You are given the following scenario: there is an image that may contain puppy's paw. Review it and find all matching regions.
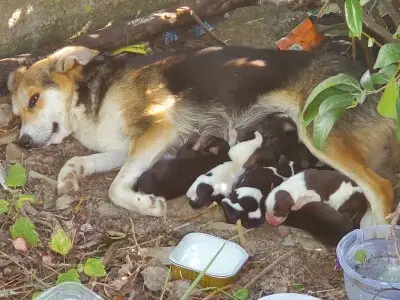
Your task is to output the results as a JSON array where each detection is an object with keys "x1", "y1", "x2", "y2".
[
  {"x1": 142, "y1": 194, "x2": 167, "y2": 217},
  {"x1": 57, "y1": 158, "x2": 85, "y2": 194}
]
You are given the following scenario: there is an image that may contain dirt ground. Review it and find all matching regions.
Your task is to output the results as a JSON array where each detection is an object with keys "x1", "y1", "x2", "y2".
[{"x1": 0, "y1": 22, "x2": 356, "y2": 300}]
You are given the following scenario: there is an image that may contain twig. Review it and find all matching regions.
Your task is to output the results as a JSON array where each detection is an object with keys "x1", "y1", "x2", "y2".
[
  {"x1": 236, "y1": 219, "x2": 248, "y2": 250},
  {"x1": 129, "y1": 218, "x2": 141, "y2": 252},
  {"x1": 316, "y1": 0, "x2": 330, "y2": 18},
  {"x1": 159, "y1": 267, "x2": 171, "y2": 300},
  {"x1": 169, "y1": 202, "x2": 218, "y2": 222},
  {"x1": 244, "y1": 249, "x2": 296, "y2": 289},
  {"x1": 202, "y1": 284, "x2": 233, "y2": 300},
  {"x1": 177, "y1": 7, "x2": 228, "y2": 46}
]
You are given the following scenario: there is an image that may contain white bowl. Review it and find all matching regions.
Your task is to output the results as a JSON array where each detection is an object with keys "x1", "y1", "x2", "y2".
[
  {"x1": 259, "y1": 294, "x2": 321, "y2": 300},
  {"x1": 168, "y1": 232, "x2": 248, "y2": 278}
]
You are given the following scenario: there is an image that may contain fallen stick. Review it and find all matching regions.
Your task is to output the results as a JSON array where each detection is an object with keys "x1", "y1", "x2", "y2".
[{"x1": 244, "y1": 249, "x2": 296, "y2": 289}]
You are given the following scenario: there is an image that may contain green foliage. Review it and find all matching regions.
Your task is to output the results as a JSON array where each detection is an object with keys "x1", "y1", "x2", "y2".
[
  {"x1": 345, "y1": 0, "x2": 363, "y2": 39},
  {"x1": 0, "y1": 200, "x2": 9, "y2": 213},
  {"x1": 374, "y1": 43, "x2": 400, "y2": 69},
  {"x1": 292, "y1": 283, "x2": 305, "y2": 291},
  {"x1": 354, "y1": 249, "x2": 367, "y2": 263},
  {"x1": 15, "y1": 194, "x2": 36, "y2": 211},
  {"x1": 83, "y1": 258, "x2": 106, "y2": 277},
  {"x1": 56, "y1": 269, "x2": 81, "y2": 284},
  {"x1": 9, "y1": 217, "x2": 40, "y2": 247},
  {"x1": 31, "y1": 291, "x2": 43, "y2": 299},
  {"x1": 394, "y1": 26, "x2": 400, "y2": 39},
  {"x1": 49, "y1": 227, "x2": 73, "y2": 256},
  {"x1": 233, "y1": 288, "x2": 249, "y2": 300},
  {"x1": 377, "y1": 81, "x2": 400, "y2": 119},
  {"x1": 6, "y1": 163, "x2": 27, "y2": 188}
]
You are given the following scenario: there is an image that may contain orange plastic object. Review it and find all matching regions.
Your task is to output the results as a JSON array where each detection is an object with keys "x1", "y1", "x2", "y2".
[{"x1": 275, "y1": 18, "x2": 324, "y2": 51}]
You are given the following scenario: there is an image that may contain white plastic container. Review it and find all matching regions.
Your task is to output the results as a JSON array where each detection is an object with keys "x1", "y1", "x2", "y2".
[
  {"x1": 336, "y1": 225, "x2": 400, "y2": 300},
  {"x1": 34, "y1": 282, "x2": 103, "y2": 300},
  {"x1": 258, "y1": 294, "x2": 321, "y2": 300},
  {"x1": 168, "y1": 232, "x2": 249, "y2": 287}
]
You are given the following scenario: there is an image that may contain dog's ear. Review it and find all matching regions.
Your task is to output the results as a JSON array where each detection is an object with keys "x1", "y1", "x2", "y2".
[
  {"x1": 51, "y1": 46, "x2": 100, "y2": 73},
  {"x1": 7, "y1": 67, "x2": 27, "y2": 92}
]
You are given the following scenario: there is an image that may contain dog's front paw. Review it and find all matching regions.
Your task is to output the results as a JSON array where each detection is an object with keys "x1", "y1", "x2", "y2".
[{"x1": 57, "y1": 158, "x2": 85, "y2": 194}]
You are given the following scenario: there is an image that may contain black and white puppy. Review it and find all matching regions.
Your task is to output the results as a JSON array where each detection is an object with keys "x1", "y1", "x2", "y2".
[
  {"x1": 221, "y1": 155, "x2": 297, "y2": 228},
  {"x1": 264, "y1": 169, "x2": 368, "y2": 227},
  {"x1": 134, "y1": 134, "x2": 230, "y2": 200},
  {"x1": 187, "y1": 131, "x2": 263, "y2": 209}
]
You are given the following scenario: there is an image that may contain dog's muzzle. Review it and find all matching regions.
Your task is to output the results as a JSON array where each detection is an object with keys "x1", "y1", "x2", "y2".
[{"x1": 18, "y1": 134, "x2": 33, "y2": 149}]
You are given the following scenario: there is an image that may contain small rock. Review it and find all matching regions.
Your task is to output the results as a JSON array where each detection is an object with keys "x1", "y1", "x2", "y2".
[
  {"x1": 112, "y1": 277, "x2": 129, "y2": 290},
  {"x1": 56, "y1": 194, "x2": 75, "y2": 210},
  {"x1": 118, "y1": 263, "x2": 133, "y2": 276},
  {"x1": 141, "y1": 266, "x2": 169, "y2": 292},
  {"x1": 3, "y1": 267, "x2": 12, "y2": 276},
  {"x1": 5, "y1": 143, "x2": 26, "y2": 161},
  {"x1": 0, "y1": 104, "x2": 14, "y2": 127},
  {"x1": 42, "y1": 255, "x2": 54, "y2": 266},
  {"x1": 167, "y1": 280, "x2": 192, "y2": 299},
  {"x1": 80, "y1": 223, "x2": 94, "y2": 233},
  {"x1": 96, "y1": 201, "x2": 121, "y2": 218},
  {"x1": 138, "y1": 247, "x2": 175, "y2": 265},
  {"x1": 272, "y1": 281, "x2": 288, "y2": 294},
  {"x1": 43, "y1": 157, "x2": 55, "y2": 165},
  {"x1": 12, "y1": 238, "x2": 28, "y2": 253}
]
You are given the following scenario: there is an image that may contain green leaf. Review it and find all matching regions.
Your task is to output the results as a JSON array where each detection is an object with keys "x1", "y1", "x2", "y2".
[
  {"x1": 293, "y1": 283, "x2": 305, "y2": 291},
  {"x1": 234, "y1": 288, "x2": 249, "y2": 300},
  {"x1": 15, "y1": 194, "x2": 36, "y2": 211},
  {"x1": 318, "y1": 93, "x2": 356, "y2": 115},
  {"x1": 367, "y1": 37, "x2": 374, "y2": 47},
  {"x1": 360, "y1": 70, "x2": 373, "y2": 91},
  {"x1": 354, "y1": 249, "x2": 367, "y2": 263},
  {"x1": 371, "y1": 73, "x2": 388, "y2": 85},
  {"x1": 32, "y1": 291, "x2": 43, "y2": 299},
  {"x1": 356, "y1": 90, "x2": 367, "y2": 104},
  {"x1": 394, "y1": 25, "x2": 400, "y2": 39},
  {"x1": 377, "y1": 81, "x2": 400, "y2": 119},
  {"x1": 6, "y1": 163, "x2": 27, "y2": 188},
  {"x1": 313, "y1": 108, "x2": 345, "y2": 150},
  {"x1": 181, "y1": 242, "x2": 227, "y2": 300},
  {"x1": 56, "y1": 269, "x2": 81, "y2": 284},
  {"x1": 396, "y1": 97, "x2": 400, "y2": 141},
  {"x1": 83, "y1": 4, "x2": 92, "y2": 13},
  {"x1": 113, "y1": 44, "x2": 150, "y2": 56},
  {"x1": 345, "y1": 0, "x2": 363, "y2": 39},
  {"x1": 84, "y1": 258, "x2": 106, "y2": 277},
  {"x1": 49, "y1": 227, "x2": 72, "y2": 256},
  {"x1": 374, "y1": 43, "x2": 400, "y2": 69},
  {"x1": 9, "y1": 217, "x2": 40, "y2": 247},
  {"x1": 0, "y1": 200, "x2": 9, "y2": 213},
  {"x1": 360, "y1": 0, "x2": 372, "y2": 6},
  {"x1": 379, "y1": 64, "x2": 398, "y2": 79}
]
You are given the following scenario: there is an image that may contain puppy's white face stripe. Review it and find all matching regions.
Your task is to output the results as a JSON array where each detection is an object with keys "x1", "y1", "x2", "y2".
[{"x1": 222, "y1": 197, "x2": 244, "y2": 211}]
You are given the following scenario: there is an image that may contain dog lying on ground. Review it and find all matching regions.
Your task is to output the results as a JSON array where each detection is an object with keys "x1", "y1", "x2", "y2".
[
  {"x1": 7, "y1": 45, "x2": 398, "y2": 224},
  {"x1": 133, "y1": 133, "x2": 230, "y2": 200},
  {"x1": 264, "y1": 169, "x2": 368, "y2": 227},
  {"x1": 187, "y1": 131, "x2": 263, "y2": 209}
]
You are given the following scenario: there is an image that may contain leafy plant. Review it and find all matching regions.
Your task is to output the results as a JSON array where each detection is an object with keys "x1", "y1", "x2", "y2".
[
  {"x1": 31, "y1": 291, "x2": 43, "y2": 299},
  {"x1": 292, "y1": 283, "x2": 305, "y2": 291},
  {"x1": 56, "y1": 268, "x2": 81, "y2": 284},
  {"x1": 233, "y1": 288, "x2": 249, "y2": 300},
  {"x1": 302, "y1": 0, "x2": 400, "y2": 150},
  {"x1": 83, "y1": 258, "x2": 106, "y2": 277},
  {"x1": 0, "y1": 200, "x2": 9, "y2": 213},
  {"x1": 9, "y1": 217, "x2": 40, "y2": 247},
  {"x1": 6, "y1": 163, "x2": 27, "y2": 188},
  {"x1": 49, "y1": 227, "x2": 73, "y2": 256},
  {"x1": 15, "y1": 194, "x2": 36, "y2": 211}
]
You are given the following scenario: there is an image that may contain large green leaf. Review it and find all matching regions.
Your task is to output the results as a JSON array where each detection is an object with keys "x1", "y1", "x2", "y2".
[
  {"x1": 49, "y1": 227, "x2": 73, "y2": 256},
  {"x1": 396, "y1": 97, "x2": 400, "y2": 141},
  {"x1": 6, "y1": 163, "x2": 27, "y2": 188},
  {"x1": 345, "y1": 0, "x2": 363, "y2": 39},
  {"x1": 374, "y1": 43, "x2": 400, "y2": 69},
  {"x1": 360, "y1": 70, "x2": 373, "y2": 91},
  {"x1": 318, "y1": 93, "x2": 356, "y2": 115},
  {"x1": 56, "y1": 269, "x2": 81, "y2": 284},
  {"x1": 83, "y1": 258, "x2": 106, "y2": 277},
  {"x1": 313, "y1": 108, "x2": 345, "y2": 150},
  {"x1": 9, "y1": 217, "x2": 40, "y2": 247},
  {"x1": 377, "y1": 81, "x2": 400, "y2": 119}
]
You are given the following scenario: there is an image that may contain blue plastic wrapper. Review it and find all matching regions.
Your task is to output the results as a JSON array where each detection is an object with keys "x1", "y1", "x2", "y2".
[
  {"x1": 192, "y1": 21, "x2": 212, "y2": 36},
  {"x1": 164, "y1": 31, "x2": 178, "y2": 44}
]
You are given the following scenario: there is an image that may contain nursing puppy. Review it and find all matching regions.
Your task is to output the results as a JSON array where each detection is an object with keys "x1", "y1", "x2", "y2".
[
  {"x1": 221, "y1": 155, "x2": 297, "y2": 228},
  {"x1": 134, "y1": 134, "x2": 230, "y2": 200},
  {"x1": 187, "y1": 131, "x2": 263, "y2": 209},
  {"x1": 8, "y1": 45, "x2": 397, "y2": 223},
  {"x1": 264, "y1": 169, "x2": 368, "y2": 227}
]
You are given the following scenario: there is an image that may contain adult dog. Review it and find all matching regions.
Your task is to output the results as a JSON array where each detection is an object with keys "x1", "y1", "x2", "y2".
[{"x1": 7, "y1": 45, "x2": 398, "y2": 225}]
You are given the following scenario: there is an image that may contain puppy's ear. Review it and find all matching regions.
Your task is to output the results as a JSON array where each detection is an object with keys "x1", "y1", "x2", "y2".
[
  {"x1": 7, "y1": 67, "x2": 27, "y2": 92},
  {"x1": 51, "y1": 46, "x2": 100, "y2": 73}
]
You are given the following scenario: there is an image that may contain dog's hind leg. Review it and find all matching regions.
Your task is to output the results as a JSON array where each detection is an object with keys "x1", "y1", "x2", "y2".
[
  {"x1": 108, "y1": 120, "x2": 178, "y2": 217},
  {"x1": 299, "y1": 130, "x2": 393, "y2": 227},
  {"x1": 57, "y1": 150, "x2": 127, "y2": 194}
]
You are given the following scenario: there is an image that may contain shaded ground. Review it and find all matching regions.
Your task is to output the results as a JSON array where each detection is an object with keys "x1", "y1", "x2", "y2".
[{"x1": 0, "y1": 16, "x2": 355, "y2": 300}]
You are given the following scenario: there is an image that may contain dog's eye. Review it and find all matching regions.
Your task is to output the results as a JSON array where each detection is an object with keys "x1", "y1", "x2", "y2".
[{"x1": 28, "y1": 93, "x2": 40, "y2": 108}]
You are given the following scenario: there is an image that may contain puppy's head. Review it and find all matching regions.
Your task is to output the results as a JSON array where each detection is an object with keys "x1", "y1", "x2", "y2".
[
  {"x1": 8, "y1": 46, "x2": 99, "y2": 148},
  {"x1": 265, "y1": 190, "x2": 294, "y2": 226}
]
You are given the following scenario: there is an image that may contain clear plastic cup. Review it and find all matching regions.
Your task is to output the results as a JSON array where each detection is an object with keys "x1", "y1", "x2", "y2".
[
  {"x1": 34, "y1": 282, "x2": 103, "y2": 300},
  {"x1": 336, "y1": 225, "x2": 400, "y2": 300}
]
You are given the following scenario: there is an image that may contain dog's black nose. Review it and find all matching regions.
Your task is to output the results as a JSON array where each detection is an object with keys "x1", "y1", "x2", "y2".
[{"x1": 18, "y1": 134, "x2": 32, "y2": 149}]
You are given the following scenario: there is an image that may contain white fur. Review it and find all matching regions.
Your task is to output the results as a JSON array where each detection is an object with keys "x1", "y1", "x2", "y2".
[
  {"x1": 221, "y1": 197, "x2": 244, "y2": 211},
  {"x1": 222, "y1": 187, "x2": 263, "y2": 220}
]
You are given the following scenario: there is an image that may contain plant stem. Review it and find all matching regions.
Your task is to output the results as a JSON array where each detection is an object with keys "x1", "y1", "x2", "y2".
[{"x1": 362, "y1": 31, "x2": 383, "y2": 47}]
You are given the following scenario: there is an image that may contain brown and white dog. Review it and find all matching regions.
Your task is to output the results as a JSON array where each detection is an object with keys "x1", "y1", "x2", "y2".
[{"x1": 7, "y1": 45, "x2": 398, "y2": 224}]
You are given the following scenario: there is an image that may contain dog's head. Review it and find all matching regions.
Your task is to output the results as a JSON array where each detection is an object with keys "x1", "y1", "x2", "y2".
[{"x1": 8, "y1": 46, "x2": 99, "y2": 149}]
